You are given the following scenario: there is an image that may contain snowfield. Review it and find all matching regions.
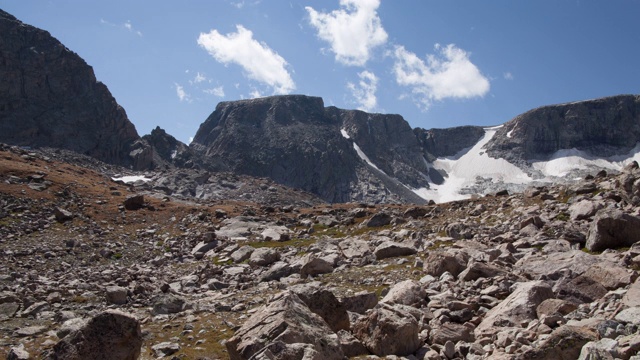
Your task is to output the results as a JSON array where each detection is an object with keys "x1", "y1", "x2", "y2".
[{"x1": 112, "y1": 175, "x2": 152, "y2": 183}]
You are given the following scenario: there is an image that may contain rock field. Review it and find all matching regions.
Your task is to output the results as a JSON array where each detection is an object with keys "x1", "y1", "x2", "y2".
[{"x1": 2, "y1": 143, "x2": 640, "y2": 359}]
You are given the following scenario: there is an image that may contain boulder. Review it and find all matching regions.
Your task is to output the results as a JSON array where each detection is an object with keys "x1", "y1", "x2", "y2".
[
  {"x1": 338, "y1": 238, "x2": 371, "y2": 259},
  {"x1": 340, "y1": 291, "x2": 378, "y2": 314},
  {"x1": 249, "y1": 247, "x2": 280, "y2": 267},
  {"x1": 123, "y1": 195, "x2": 145, "y2": 210},
  {"x1": 151, "y1": 293, "x2": 188, "y2": 315},
  {"x1": 569, "y1": 200, "x2": 604, "y2": 221},
  {"x1": 577, "y1": 338, "x2": 619, "y2": 360},
  {"x1": 586, "y1": 208, "x2": 640, "y2": 252},
  {"x1": 381, "y1": 280, "x2": 427, "y2": 308},
  {"x1": 365, "y1": 212, "x2": 392, "y2": 227},
  {"x1": 290, "y1": 283, "x2": 350, "y2": 332},
  {"x1": 47, "y1": 310, "x2": 142, "y2": 360},
  {"x1": 430, "y1": 322, "x2": 475, "y2": 345},
  {"x1": 260, "y1": 261, "x2": 293, "y2": 282},
  {"x1": 352, "y1": 303, "x2": 421, "y2": 356},
  {"x1": 299, "y1": 255, "x2": 334, "y2": 278},
  {"x1": 373, "y1": 241, "x2": 417, "y2": 260},
  {"x1": 476, "y1": 281, "x2": 554, "y2": 337},
  {"x1": 519, "y1": 325, "x2": 597, "y2": 360},
  {"x1": 458, "y1": 260, "x2": 507, "y2": 281},
  {"x1": 105, "y1": 286, "x2": 128, "y2": 305},
  {"x1": 54, "y1": 207, "x2": 73, "y2": 223},
  {"x1": 225, "y1": 292, "x2": 344, "y2": 360},
  {"x1": 230, "y1": 245, "x2": 254, "y2": 263},
  {"x1": 423, "y1": 251, "x2": 467, "y2": 277}
]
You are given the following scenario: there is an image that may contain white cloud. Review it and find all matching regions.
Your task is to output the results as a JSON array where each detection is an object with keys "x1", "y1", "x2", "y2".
[
  {"x1": 175, "y1": 83, "x2": 191, "y2": 102},
  {"x1": 197, "y1": 25, "x2": 295, "y2": 94},
  {"x1": 191, "y1": 72, "x2": 207, "y2": 84},
  {"x1": 204, "y1": 86, "x2": 225, "y2": 97},
  {"x1": 504, "y1": 72, "x2": 514, "y2": 80},
  {"x1": 101, "y1": 19, "x2": 142, "y2": 36},
  {"x1": 306, "y1": 0, "x2": 388, "y2": 66},
  {"x1": 393, "y1": 44, "x2": 490, "y2": 109},
  {"x1": 249, "y1": 89, "x2": 263, "y2": 98},
  {"x1": 347, "y1": 70, "x2": 378, "y2": 112}
]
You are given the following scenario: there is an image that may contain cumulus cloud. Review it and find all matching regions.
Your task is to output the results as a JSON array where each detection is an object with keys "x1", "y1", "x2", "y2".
[
  {"x1": 175, "y1": 83, "x2": 191, "y2": 102},
  {"x1": 347, "y1": 70, "x2": 378, "y2": 111},
  {"x1": 197, "y1": 25, "x2": 295, "y2": 94},
  {"x1": 204, "y1": 86, "x2": 225, "y2": 97},
  {"x1": 306, "y1": 0, "x2": 388, "y2": 66},
  {"x1": 393, "y1": 44, "x2": 490, "y2": 109}
]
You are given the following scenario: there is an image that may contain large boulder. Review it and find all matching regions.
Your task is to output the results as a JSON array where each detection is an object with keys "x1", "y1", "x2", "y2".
[
  {"x1": 475, "y1": 281, "x2": 554, "y2": 337},
  {"x1": 47, "y1": 310, "x2": 142, "y2": 360},
  {"x1": 225, "y1": 292, "x2": 344, "y2": 360},
  {"x1": 373, "y1": 241, "x2": 417, "y2": 260},
  {"x1": 520, "y1": 325, "x2": 597, "y2": 360},
  {"x1": 380, "y1": 280, "x2": 427, "y2": 308},
  {"x1": 352, "y1": 303, "x2": 421, "y2": 356},
  {"x1": 586, "y1": 208, "x2": 640, "y2": 252},
  {"x1": 290, "y1": 283, "x2": 350, "y2": 332}
]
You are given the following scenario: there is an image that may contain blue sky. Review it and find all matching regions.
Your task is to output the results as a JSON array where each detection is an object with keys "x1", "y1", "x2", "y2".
[{"x1": 3, "y1": 1, "x2": 640, "y2": 144}]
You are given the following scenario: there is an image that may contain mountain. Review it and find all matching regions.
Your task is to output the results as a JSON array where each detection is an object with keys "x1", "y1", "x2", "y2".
[
  {"x1": 3, "y1": 9, "x2": 640, "y2": 205},
  {"x1": 190, "y1": 95, "x2": 430, "y2": 203},
  {"x1": 0, "y1": 9, "x2": 147, "y2": 166}
]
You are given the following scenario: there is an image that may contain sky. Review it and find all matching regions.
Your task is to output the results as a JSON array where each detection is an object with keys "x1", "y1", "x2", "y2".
[{"x1": 3, "y1": 0, "x2": 640, "y2": 144}]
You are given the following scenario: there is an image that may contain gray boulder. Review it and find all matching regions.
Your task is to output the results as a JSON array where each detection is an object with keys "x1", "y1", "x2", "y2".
[
  {"x1": 352, "y1": 303, "x2": 421, "y2": 356},
  {"x1": 586, "y1": 208, "x2": 640, "y2": 252},
  {"x1": 225, "y1": 291, "x2": 344, "y2": 360},
  {"x1": 47, "y1": 310, "x2": 142, "y2": 360}
]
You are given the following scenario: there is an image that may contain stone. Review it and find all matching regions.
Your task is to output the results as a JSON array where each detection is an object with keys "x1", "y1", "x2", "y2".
[
  {"x1": 15, "y1": 325, "x2": 47, "y2": 337},
  {"x1": 582, "y1": 264, "x2": 637, "y2": 290},
  {"x1": 105, "y1": 285, "x2": 128, "y2": 305},
  {"x1": 519, "y1": 325, "x2": 597, "y2": 360},
  {"x1": 54, "y1": 207, "x2": 73, "y2": 222},
  {"x1": 338, "y1": 238, "x2": 371, "y2": 259},
  {"x1": 151, "y1": 293, "x2": 187, "y2": 315},
  {"x1": 430, "y1": 322, "x2": 475, "y2": 345},
  {"x1": 569, "y1": 200, "x2": 604, "y2": 221},
  {"x1": 337, "y1": 329, "x2": 369, "y2": 358},
  {"x1": 615, "y1": 306, "x2": 640, "y2": 326},
  {"x1": 299, "y1": 255, "x2": 334, "y2": 278},
  {"x1": 458, "y1": 261, "x2": 507, "y2": 281},
  {"x1": 446, "y1": 222, "x2": 473, "y2": 240},
  {"x1": 374, "y1": 241, "x2": 417, "y2": 260},
  {"x1": 225, "y1": 291, "x2": 344, "y2": 360},
  {"x1": 623, "y1": 278, "x2": 640, "y2": 308},
  {"x1": 366, "y1": 212, "x2": 392, "y2": 227},
  {"x1": 290, "y1": 283, "x2": 350, "y2": 332},
  {"x1": 423, "y1": 251, "x2": 467, "y2": 277},
  {"x1": 6, "y1": 344, "x2": 30, "y2": 360},
  {"x1": 381, "y1": 280, "x2": 427, "y2": 308},
  {"x1": 260, "y1": 261, "x2": 293, "y2": 282},
  {"x1": 151, "y1": 342, "x2": 180, "y2": 357},
  {"x1": 586, "y1": 208, "x2": 640, "y2": 252},
  {"x1": 341, "y1": 291, "x2": 378, "y2": 314},
  {"x1": 536, "y1": 299, "x2": 577, "y2": 318},
  {"x1": 577, "y1": 338, "x2": 619, "y2": 360},
  {"x1": 57, "y1": 318, "x2": 89, "y2": 339},
  {"x1": 352, "y1": 303, "x2": 421, "y2": 356},
  {"x1": 230, "y1": 245, "x2": 254, "y2": 263},
  {"x1": 476, "y1": 281, "x2": 554, "y2": 337},
  {"x1": 261, "y1": 226, "x2": 291, "y2": 241},
  {"x1": 47, "y1": 310, "x2": 142, "y2": 360},
  {"x1": 248, "y1": 247, "x2": 280, "y2": 267},
  {"x1": 123, "y1": 195, "x2": 145, "y2": 210}
]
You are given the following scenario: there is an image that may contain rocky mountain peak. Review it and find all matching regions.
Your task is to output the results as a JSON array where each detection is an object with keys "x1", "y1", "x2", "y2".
[{"x1": 0, "y1": 8, "x2": 140, "y2": 166}]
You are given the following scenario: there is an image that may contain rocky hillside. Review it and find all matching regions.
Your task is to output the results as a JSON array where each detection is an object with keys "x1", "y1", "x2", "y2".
[{"x1": 2, "y1": 142, "x2": 640, "y2": 359}]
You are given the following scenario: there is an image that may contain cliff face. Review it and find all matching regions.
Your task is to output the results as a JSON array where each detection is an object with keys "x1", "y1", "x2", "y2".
[
  {"x1": 0, "y1": 9, "x2": 140, "y2": 166},
  {"x1": 191, "y1": 95, "x2": 431, "y2": 203},
  {"x1": 414, "y1": 126, "x2": 486, "y2": 161},
  {"x1": 485, "y1": 95, "x2": 640, "y2": 162}
]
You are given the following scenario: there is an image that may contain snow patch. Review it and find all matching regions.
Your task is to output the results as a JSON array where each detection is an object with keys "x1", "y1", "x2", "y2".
[
  {"x1": 171, "y1": 150, "x2": 177, "y2": 159},
  {"x1": 506, "y1": 130, "x2": 513, "y2": 138},
  {"x1": 340, "y1": 128, "x2": 350, "y2": 139},
  {"x1": 353, "y1": 142, "x2": 386, "y2": 174},
  {"x1": 112, "y1": 175, "x2": 152, "y2": 183},
  {"x1": 532, "y1": 144, "x2": 640, "y2": 177},
  {"x1": 413, "y1": 126, "x2": 531, "y2": 203}
]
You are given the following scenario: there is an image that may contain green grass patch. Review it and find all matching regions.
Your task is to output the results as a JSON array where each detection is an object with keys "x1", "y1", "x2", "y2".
[
  {"x1": 427, "y1": 239, "x2": 456, "y2": 251},
  {"x1": 555, "y1": 212, "x2": 570, "y2": 222}
]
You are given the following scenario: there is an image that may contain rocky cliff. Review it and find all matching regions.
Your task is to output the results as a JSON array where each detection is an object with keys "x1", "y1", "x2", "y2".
[
  {"x1": 191, "y1": 95, "x2": 431, "y2": 203},
  {"x1": 486, "y1": 95, "x2": 640, "y2": 163},
  {"x1": 0, "y1": 9, "x2": 140, "y2": 166}
]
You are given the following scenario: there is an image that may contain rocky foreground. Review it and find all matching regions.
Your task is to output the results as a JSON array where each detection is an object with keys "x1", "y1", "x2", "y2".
[{"x1": 1, "y1": 143, "x2": 640, "y2": 360}]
